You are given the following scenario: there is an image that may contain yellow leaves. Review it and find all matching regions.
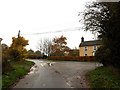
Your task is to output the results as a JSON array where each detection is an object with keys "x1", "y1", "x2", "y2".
[
  {"x1": 9, "y1": 35, "x2": 29, "y2": 61},
  {"x1": 10, "y1": 36, "x2": 29, "y2": 48}
]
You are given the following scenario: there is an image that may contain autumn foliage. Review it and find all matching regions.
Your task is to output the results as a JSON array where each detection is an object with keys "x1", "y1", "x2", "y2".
[
  {"x1": 50, "y1": 35, "x2": 70, "y2": 56},
  {"x1": 8, "y1": 36, "x2": 29, "y2": 61},
  {"x1": 2, "y1": 35, "x2": 29, "y2": 72}
]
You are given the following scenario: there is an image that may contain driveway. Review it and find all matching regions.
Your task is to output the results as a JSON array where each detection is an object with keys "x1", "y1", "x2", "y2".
[{"x1": 13, "y1": 59, "x2": 102, "y2": 88}]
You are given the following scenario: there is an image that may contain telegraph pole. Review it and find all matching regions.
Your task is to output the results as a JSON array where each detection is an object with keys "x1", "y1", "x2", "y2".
[{"x1": 18, "y1": 30, "x2": 20, "y2": 37}]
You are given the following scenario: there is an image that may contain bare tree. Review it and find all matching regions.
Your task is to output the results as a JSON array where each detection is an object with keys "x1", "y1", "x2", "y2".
[{"x1": 37, "y1": 38, "x2": 53, "y2": 56}]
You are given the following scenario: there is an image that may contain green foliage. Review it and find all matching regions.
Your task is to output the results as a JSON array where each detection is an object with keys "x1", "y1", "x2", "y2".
[
  {"x1": 87, "y1": 66, "x2": 120, "y2": 88},
  {"x1": 2, "y1": 45, "x2": 12, "y2": 73},
  {"x1": 2, "y1": 61, "x2": 35, "y2": 89},
  {"x1": 35, "y1": 50, "x2": 43, "y2": 59},
  {"x1": 97, "y1": 2, "x2": 120, "y2": 67},
  {"x1": 95, "y1": 46, "x2": 111, "y2": 66},
  {"x1": 2, "y1": 51, "x2": 12, "y2": 72},
  {"x1": 27, "y1": 50, "x2": 43, "y2": 59},
  {"x1": 27, "y1": 54, "x2": 38, "y2": 59},
  {"x1": 82, "y1": 2, "x2": 120, "y2": 67}
]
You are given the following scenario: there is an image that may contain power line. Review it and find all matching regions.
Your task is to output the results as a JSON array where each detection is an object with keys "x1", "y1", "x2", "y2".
[{"x1": 21, "y1": 27, "x2": 81, "y2": 36}]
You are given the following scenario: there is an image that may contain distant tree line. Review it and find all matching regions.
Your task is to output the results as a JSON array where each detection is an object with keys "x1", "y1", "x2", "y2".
[
  {"x1": 37, "y1": 35, "x2": 79, "y2": 57},
  {"x1": 27, "y1": 49, "x2": 47, "y2": 59}
]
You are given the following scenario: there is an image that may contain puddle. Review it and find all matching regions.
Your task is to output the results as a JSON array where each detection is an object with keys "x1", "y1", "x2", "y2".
[
  {"x1": 47, "y1": 63, "x2": 53, "y2": 67},
  {"x1": 40, "y1": 63, "x2": 47, "y2": 67},
  {"x1": 40, "y1": 62, "x2": 55, "y2": 67},
  {"x1": 28, "y1": 65, "x2": 39, "y2": 74}
]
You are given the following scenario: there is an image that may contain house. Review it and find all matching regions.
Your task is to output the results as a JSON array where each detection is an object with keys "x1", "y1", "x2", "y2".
[{"x1": 79, "y1": 37, "x2": 101, "y2": 56}]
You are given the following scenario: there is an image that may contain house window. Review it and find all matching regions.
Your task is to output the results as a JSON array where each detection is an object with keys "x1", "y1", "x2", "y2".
[
  {"x1": 84, "y1": 47, "x2": 87, "y2": 51},
  {"x1": 85, "y1": 53, "x2": 87, "y2": 56},
  {"x1": 94, "y1": 46, "x2": 97, "y2": 50}
]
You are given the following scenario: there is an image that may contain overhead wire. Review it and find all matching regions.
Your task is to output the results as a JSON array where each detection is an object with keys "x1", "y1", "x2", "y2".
[{"x1": 21, "y1": 27, "x2": 81, "y2": 36}]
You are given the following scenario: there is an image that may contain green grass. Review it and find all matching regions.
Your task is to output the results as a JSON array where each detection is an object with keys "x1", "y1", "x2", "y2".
[
  {"x1": 87, "y1": 66, "x2": 120, "y2": 88},
  {"x1": 2, "y1": 60, "x2": 35, "y2": 89}
]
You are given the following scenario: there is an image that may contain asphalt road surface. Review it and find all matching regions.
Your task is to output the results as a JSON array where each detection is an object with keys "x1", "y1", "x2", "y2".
[{"x1": 13, "y1": 59, "x2": 102, "y2": 88}]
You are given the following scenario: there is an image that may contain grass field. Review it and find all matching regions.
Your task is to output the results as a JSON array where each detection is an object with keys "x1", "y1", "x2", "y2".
[
  {"x1": 87, "y1": 66, "x2": 120, "y2": 88},
  {"x1": 2, "y1": 60, "x2": 35, "y2": 89}
]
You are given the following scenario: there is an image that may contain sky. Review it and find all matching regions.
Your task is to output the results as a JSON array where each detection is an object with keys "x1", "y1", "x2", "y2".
[{"x1": 0, "y1": 0, "x2": 102, "y2": 51}]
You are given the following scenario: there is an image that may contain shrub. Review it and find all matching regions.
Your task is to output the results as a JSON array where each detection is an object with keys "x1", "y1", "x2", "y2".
[
  {"x1": 95, "y1": 46, "x2": 113, "y2": 66},
  {"x1": 26, "y1": 54, "x2": 38, "y2": 59},
  {"x1": 2, "y1": 51, "x2": 12, "y2": 73}
]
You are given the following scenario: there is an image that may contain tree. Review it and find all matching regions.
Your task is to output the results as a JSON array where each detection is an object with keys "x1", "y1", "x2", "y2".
[
  {"x1": 50, "y1": 35, "x2": 70, "y2": 56},
  {"x1": 38, "y1": 38, "x2": 52, "y2": 56},
  {"x1": 27, "y1": 49, "x2": 36, "y2": 59},
  {"x1": 80, "y1": 2, "x2": 120, "y2": 67},
  {"x1": 35, "y1": 50, "x2": 43, "y2": 59},
  {"x1": 2, "y1": 43, "x2": 12, "y2": 72},
  {"x1": 2, "y1": 43, "x2": 9, "y2": 51},
  {"x1": 9, "y1": 35, "x2": 29, "y2": 61},
  {"x1": 28, "y1": 49, "x2": 34, "y2": 54},
  {"x1": 68, "y1": 47, "x2": 79, "y2": 56}
]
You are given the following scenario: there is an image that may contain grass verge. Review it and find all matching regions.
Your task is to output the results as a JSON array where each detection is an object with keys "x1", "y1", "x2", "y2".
[
  {"x1": 2, "y1": 60, "x2": 35, "y2": 89},
  {"x1": 87, "y1": 66, "x2": 120, "y2": 88}
]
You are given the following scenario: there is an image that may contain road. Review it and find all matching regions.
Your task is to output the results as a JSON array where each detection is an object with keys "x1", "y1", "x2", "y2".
[{"x1": 13, "y1": 59, "x2": 102, "y2": 88}]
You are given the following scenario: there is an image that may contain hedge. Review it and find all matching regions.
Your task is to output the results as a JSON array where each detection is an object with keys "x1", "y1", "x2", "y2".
[{"x1": 47, "y1": 56, "x2": 95, "y2": 61}]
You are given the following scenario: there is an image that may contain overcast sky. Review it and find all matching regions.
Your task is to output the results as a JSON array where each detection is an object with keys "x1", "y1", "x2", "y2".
[{"x1": 0, "y1": 0, "x2": 102, "y2": 51}]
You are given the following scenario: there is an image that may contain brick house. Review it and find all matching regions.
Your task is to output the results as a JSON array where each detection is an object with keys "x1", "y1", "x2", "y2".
[{"x1": 79, "y1": 37, "x2": 101, "y2": 56}]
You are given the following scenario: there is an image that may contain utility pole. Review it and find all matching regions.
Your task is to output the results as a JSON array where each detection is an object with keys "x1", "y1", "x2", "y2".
[{"x1": 18, "y1": 30, "x2": 20, "y2": 37}]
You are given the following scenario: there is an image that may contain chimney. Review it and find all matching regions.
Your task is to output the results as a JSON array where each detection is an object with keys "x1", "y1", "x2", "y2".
[{"x1": 81, "y1": 37, "x2": 84, "y2": 43}]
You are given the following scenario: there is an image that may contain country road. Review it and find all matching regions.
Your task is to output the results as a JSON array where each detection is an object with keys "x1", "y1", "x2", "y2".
[{"x1": 13, "y1": 59, "x2": 102, "y2": 88}]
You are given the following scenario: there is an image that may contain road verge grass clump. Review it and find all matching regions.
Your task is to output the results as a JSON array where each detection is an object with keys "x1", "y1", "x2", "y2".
[
  {"x1": 2, "y1": 60, "x2": 35, "y2": 89},
  {"x1": 87, "y1": 66, "x2": 120, "y2": 88}
]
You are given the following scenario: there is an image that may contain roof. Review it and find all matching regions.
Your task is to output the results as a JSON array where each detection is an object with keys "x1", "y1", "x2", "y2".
[{"x1": 79, "y1": 40, "x2": 102, "y2": 47}]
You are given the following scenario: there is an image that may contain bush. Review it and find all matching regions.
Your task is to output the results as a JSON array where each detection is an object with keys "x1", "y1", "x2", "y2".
[
  {"x1": 87, "y1": 66, "x2": 120, "y2": 88},
  {"x1": 26, "y1": 54, "x2": 38, "y2": 59},
  {"x1": 2, "y1": 52, "x2": 12, "y2": 73},
  {"x1": 9, "y1": 48, "x2": 21, "y2": 61},
  {"x1": 95, "y1": 46, "x2": 118, "y2": 67}
]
